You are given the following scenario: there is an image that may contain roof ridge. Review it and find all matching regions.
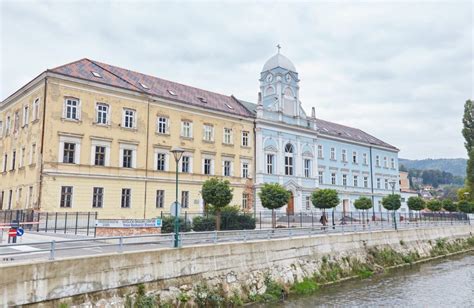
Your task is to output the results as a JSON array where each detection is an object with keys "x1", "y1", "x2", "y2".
[
  {"x1": 49, "y1": 58, "x2": 90, "y2": 71},
  {"x1": 88, "y1": 59, "x2": 144, "y2": 93},
  {"x1": 91, "y1": 59, "x2": 233, "y2": 100}
]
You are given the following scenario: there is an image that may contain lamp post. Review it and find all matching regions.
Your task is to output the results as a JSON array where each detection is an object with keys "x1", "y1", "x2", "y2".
[
  {"x1": 389, "y1": 180, "x2": 397, "y2": 230},
  {"x1": 171, "y1": 147, "x2": 185, "y2": 248}
]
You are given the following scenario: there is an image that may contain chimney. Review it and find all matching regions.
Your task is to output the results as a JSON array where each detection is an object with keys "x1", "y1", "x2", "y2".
[{"x1": 311, "y1": 107, "x2": 316, "y2": 118}]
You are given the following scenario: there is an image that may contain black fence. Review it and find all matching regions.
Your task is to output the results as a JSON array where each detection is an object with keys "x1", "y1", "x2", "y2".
[{"x1": 0, "y1": 210, "x2": 97, "y2": 236}]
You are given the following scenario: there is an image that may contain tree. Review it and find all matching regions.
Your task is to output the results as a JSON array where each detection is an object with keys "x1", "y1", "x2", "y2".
[
  {"x1": 458, "y1": 200, "x2": 473, "y2": 214},
  {"x1": 381, "y1": 194, "x2": 401, "y2": 211},
  {"x1": 311, "y1": 189, "x2": 340, "y2": 212},
  {"x1": 354, "y1": 196, "x2": 372, "y2": 224},
  {"x1": 202, "y1": 178, "x2": 233, "y2": 230},
  {"x1": 462, "y1": 100, "x2": 474, "y2": 200},
  {"x1": 426, "y1": 200, "x2": 442, "y2": 212},
  {"x1": 442, "y1": 199, "x2": 457, "y2": 212},
  {"x1": 258, "y1": 183, "x2": 291, "y2": 228},
  {"x1": 407, "y1": 196, "x2": 425, "y2": 211}
]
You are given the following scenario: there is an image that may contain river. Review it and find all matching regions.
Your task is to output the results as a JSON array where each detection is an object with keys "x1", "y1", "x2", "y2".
[{"x1": 258, "y1": 253, "x2": 474, "y2": 307}]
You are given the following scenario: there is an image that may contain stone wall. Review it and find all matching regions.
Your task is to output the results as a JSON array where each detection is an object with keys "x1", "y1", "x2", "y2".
[
  {"x1": 1, "y1": 225, "x2": 472, "y2": 307},
  {"x1": 95, "y1": 227, "x2": 161, "y2": 237}
]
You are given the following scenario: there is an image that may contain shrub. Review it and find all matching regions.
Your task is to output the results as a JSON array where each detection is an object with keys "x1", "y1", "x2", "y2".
[
  {"x1": 192, "y1": 216, "x2": 216, "y2": 231},
  {"x1": 291, "y1": 277, "x2": 319, "y2": 295},
  {"x1": 161, "y1": 216, "x2": 192, "y2": 233},
  {"x1": 382, "y1": 194, "x2": 402, "y2": 211},
  {"x1": 192, "y1": 207, "x2": 256, "y2": 231}
]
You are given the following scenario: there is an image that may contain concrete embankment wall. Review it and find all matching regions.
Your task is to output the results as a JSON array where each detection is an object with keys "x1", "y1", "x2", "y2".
[{"x1": 1, "y1": 225, "x2": 473, "y2": 307}]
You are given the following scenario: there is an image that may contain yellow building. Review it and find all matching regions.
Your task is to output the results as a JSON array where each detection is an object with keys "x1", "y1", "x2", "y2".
[{"x1": 0, "y1": 59, "x2": 255, "y2": 219}]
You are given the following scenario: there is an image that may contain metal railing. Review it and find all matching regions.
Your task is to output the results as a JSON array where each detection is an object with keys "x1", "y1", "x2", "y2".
[{"x1": 0, "y1": 219, "x2": 468, "y2": 262}]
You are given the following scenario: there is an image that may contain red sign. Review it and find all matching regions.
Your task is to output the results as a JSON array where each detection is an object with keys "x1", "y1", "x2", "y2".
[{"x1": 8, "y1": 228, "x2": 17, "y2": 237}]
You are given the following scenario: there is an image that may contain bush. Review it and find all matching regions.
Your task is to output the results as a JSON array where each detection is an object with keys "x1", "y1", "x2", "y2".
[
  {"x1": 192, "y1": 216, "x2": 216, "y2": 231},
  {"x1": 221, "y1": 212, "x2": 256, "y2": 230},
  {"x1": 161, "y1": 216, "x2": 192, "y2": 233}
]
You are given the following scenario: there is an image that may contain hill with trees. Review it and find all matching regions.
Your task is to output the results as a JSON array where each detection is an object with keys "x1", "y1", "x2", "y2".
[{"x1": 399, "y1": 158, "x2": 467, "y2": 177}]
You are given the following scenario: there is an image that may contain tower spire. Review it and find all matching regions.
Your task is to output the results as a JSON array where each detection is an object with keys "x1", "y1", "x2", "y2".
[{"x1": 276, "y1": 44, "x2": 281, "y2": 54}]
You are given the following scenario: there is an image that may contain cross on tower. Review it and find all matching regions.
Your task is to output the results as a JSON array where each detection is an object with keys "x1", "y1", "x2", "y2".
[{"x1": 276, "y1": 44, "x2": 281, "y2": 53}]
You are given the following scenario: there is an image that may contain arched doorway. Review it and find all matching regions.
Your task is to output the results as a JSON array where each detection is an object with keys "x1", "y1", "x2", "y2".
[{"x1": 286, "y1": 191, "x2": 294, "y2": 215}]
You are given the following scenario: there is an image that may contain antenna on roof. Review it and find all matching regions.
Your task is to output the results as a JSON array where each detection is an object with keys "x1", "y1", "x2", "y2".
[{"x1": 276, "y1": 44, "x2": 281, "y2": 54}]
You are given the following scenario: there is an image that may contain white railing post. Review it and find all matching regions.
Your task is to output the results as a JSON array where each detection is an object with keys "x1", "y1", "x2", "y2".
[{"x1": 49, "y1": 240, "x2": 56, "y2": 260}]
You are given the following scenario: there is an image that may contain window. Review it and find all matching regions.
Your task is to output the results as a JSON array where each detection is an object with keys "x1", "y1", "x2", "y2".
[
  {"x1": 30, "y1": 144, "x2": 36, "y2": 165},
  {"x1": 304, "y1": 159, "x2": 311, "y2": 178},
  {"x1": 242, "y1": 162, "x2": 249, "y2": 178},
  {"x1": 92, "y1": 187, "x2": 103, "y2": 208},
  {"x1": 3, "y1": 154, "x2": 7, "y2": 172},
  {"x1": 363, "y1": 153, "x2": 368, "y2": 165},
  {"x1": 96, "y1": 103, "x2": 109, "y2": 125},
  {"x1": 157, "y1": 117, "x2": 169, "y2": 134},
  {"x1": 33, "y1": 98, "x2": 40, "y2": 120},
  {"x1": 22, "y1": 105, "x2": 29, "y2": 126},
  {"x1": 330, "y1": 147, "x2": 336, "y2": 160},
  {"x1": 241, "y1": 131, "x2": 249, "y2": 147},
  {"x1": 28, "y1": 186, "x2": 33, "y2": 208},
  {"x1": 342, "y1": 174, "x2": 347, "y2": 186},
  {"x1": 123, "y1": 109, "x2": 135, "y2": 128},
  {"x1": 20, "y1": 147, "x2": 25, "y2": 168},
  {"x1": 284, "y1": 143, "x2": 294, "y2": 176},
  {"x1": 11, "y1": 150, "x2": 16, "y2": 170},
  {"x1": 223, "y1": 128, "x2": 232, "y2": 144},
  {"x1": 364, "y1": 176, "x2": 369, "y2": 188},
  {"x1": 305, "y1": 196, "x2": 311, "y2": 211},
  {"x1": 181, "y1": 191, "x2": 189, "y2": 208},
  {"x1": 331, "y1": 173, "x2": 337, "y2": 185},
  {"x1": 352, "y1": 152, "x2": 357, "y2": 164},
  {"x1": 376, "y1": 178, "x2": 381, "y2": 189},
  {"x1": 14, "y1": 111, "x2": 19, "y2": 132},
  {"x1": 384, "y1": 157, "x2": 388, "y2": 168},
  {"x1": 223, "y1": 160, "x2": 231, "y2": 176},
  {"x1": 318, "y1": 171, "x2": 324, "y2": 184},
  {"x1": 204, "y1": 158, "x2": 212, "y2": 175},
  {"x1": 121, "y1": 188, "x2": 131, "y2": 208},
  {"x1": 181, "y1": 121, "x2": 192, "y2": 138},
  {"x1": 8, "y1": 190, "x2": 12, "y2": 209},
  {"x1": 64, "y1": 98, "x2": 80, "y2": 120},
  {"x1": 384, "y1": 179, "x2": 389, "y2": 190},
  {"x1": 60, "y1": 186, "x2": 73, "y2": 208},
  {"x1": 156, "y1": 190, "x2": 165, "y2": 208},
  {"x1": 94, "y1": 146, "x2": 106, "y2": 166},
  {"x1": 0, "y1": 120, "x2": 3, "y2": 136},
  {"x1": 341, "y1": 149, "x2": 347, "y2": 162},
  {"x1": 63, "y1": 143, "x2": 76, "y2": 163},
  {"x1": 242, "y1": 193, "x2": 249, "y2": 209},
  {"x1": 353, "y1": 175, "x2": 358, "y2": 187},
  {"x1": 181, "y1": 156, "x2": 190, "y2": 173},
  {"x1": 156, "y1": 153, "x2": 166, "y2": 171},
  {"x1": 122, "y1": 149, "x2": 133, "y2": 168},
  {"x1": 203, "y1": 124, "x2": 214, "y2": 141},
  {"x1": 391, "y1": 158, "x2": 395, "y2": 169},
  {"x1": 5, "y1": 116, "x2": 10, "y2": 135},
  {"x1": 266, "y1": 154, "x2": 274, "y2": 174},
  {"x1": 376, "y1": 156, "x2": 380, "y2": 167},
  {"x1": 317, "y1": 145, "x2": 323, "y2": 158}
]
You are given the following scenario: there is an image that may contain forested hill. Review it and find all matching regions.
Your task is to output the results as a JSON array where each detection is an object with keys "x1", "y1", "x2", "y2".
[{"x1": 399, "y1": 158, "x2": 467, "y2": 177}]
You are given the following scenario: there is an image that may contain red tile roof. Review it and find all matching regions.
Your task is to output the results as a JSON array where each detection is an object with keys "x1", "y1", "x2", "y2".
[{"x1": 50, "y1": 58, "x2": 254, "y2": 118}]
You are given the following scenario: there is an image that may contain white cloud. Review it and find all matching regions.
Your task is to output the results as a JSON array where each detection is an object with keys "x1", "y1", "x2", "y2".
[{"x1": 0, "y1": 0, "x2": 472, "y2": 159}]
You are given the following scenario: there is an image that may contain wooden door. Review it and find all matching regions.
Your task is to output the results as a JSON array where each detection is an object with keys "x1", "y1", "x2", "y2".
[{"x1": 286, "y1": 192, "x2": 294, "y2": 215}]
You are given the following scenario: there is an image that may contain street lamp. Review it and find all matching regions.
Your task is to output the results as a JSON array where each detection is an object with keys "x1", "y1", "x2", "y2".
[
  {"x1": 171, "y1": 147, "x2": 185, "y2": 248},
  {"x1": 389, "y1": 180, "x2": 397, "y2": 230}
]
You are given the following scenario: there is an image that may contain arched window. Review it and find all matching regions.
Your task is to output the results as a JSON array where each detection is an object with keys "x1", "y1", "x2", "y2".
[{"x1": 284, "y1": 143, "x2": 294, "y2": 176}]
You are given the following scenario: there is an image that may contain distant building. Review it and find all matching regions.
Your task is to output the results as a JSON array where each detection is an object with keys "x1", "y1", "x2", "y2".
[{"x1": 399, "y1": 171, "x2": 418, "y2": 213}]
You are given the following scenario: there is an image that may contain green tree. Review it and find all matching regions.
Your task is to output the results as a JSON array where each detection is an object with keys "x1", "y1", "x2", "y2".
[
  {"x1": 458, "y1": 200, "x2": 473, "y2": 213},
  {"x1": 381, "y1": 194, "x2": 401, "y2": 211},
  {"x1": 462, "y1": 100, "x2": 474, "y2": 200},
  {"x1": 354, "y1": 196, "x2": 372, "y2": 224},
  {"x1": 442, "y1": 199, "x2": 457, "y2": 212},
  {"x1": 258, "y1": 183, "x2": 291, "y2": 228},
  {"x1": 202, "y1": 178, "x2": 233, "y2": 230},
  {"x1": 311, "y1": 189, "x2": 340, "y2": 212},
  {"x1": 407, "y1": 196, "x2": 425, "y2": 212},
  {"x1": 426, "y1": 200, "x2": 442, "y2": 212}
]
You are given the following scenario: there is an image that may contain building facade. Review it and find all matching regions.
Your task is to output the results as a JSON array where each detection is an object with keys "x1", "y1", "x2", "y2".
[
  {"x1": 0, "y1": 59, "x2": 255, "y2": 218},
  {"x1": 245, "y1": 51, "x2": 400, "y2": 214}
]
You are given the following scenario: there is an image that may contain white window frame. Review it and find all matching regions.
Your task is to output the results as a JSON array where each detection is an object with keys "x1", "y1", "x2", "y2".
[
  {"x1": 384, "y1": 156, "x2": 388, "y2": 168},
  {"x1": 63, "y1": 97, "x2": 81, "y2": 120},
  {"x1": 33, "y1": 98, "x2": 40, "y2": 121},
  {"x1": 353, "y1": 175, "x2": 358, "y2": 187},
  {"x1": 122, "y1": 108, "x2": 136, "y2": 129},
  {"x1": 284, "y1": 143, "x2": 294, "y2": 176},
  {"x1": 58, "y1": 135, "x2": 82, "y2": 164},
  {"x1": 223, "y1": 159, "x2": 232, "y2": 177},
  {"x1": 363, "y1": 153, "x2": 368, "y2": 165},
  {"x1": 303, "y1": 158, "x2": 311, "y2": 178},
  {"x1": 119, "y1": 143, "x2": 137, "y2": 168},
  {"x1": 90, "y1": 139, "x2": 111, "y2": 166},
  {"x1": 377, "y1": 178, "x2": 381, "y2": 189},
  {"x1": 266, "y1": 153, "x2": 275, "y2": 174},
  {"x1": 96, "y1": 103, "x2": 109, "y2": 125},
  {"x1": 157, "y1": 116, "x2": 169, "y2": 134},
  {"x1": 318, "y1": 171, "x2": 324, "y2": 184},
  {"x1": 331, "y1": 173, "x2": 337, "y2": 185},
  {"x1": 181, "y1": 155, "x2": 192, "y2": 173},
  {"x1": 376, "y1": 155, "x2": 380, "y2": 167},
  {"x1": 341, "y1": 149, "x2": 347, "y2": 162},
  {"x1": 181, "y1": 191, "x2": 190, "y2": 208},
  {"x1": 181, "y1": 121, "x2": 193, "y2": 138},
  {"x1": 22, "y1": 105, "x2": 29, "y2": 127},
  {"x1": 342, "y1": 174, "x2": 348, "y2": 186},
  {"x1": 241, "y1": 131, "x2": 250, "y2": 147},
  {"x1": 156, "y1": 190, "x2": 165, "y2": 208},
  {"x1": 203, "y1": 124, "x2": 214, "y2": 142},
  {"x1": 30, "y1": 143, "x2": 36, "y2": 165},
  {"x1": 330, "y1": 147, "x2": 336, "y2": 160},
  {"x1": 241, "y1": 160, "x2": 250, "y2": 178},
  {"x1": 352, "y1": 151, "x2": 357, "y2": 164},
  {"x1": 19, "y1": 147, "x2": 25, "y2": 168},
  {"x1": 391, "y1": 158, "x2": 395, "y2": 169},
  {"x1": 223, "y1": 128, "x2": 233, "y2": 144},
  {"x1": 317, "y1": 145, "x2": 323, "y2": 159},
  {"x1": 202, "y1": 156, "x2": 215, "y2": 175},
  {"x1": 154, "y1": 149, "x2": 169, "y2": 171}
]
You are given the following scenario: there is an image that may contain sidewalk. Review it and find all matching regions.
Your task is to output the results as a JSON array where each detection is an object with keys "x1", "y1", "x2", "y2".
[{"x1": 0, "y1": 230, "x2": 91, "y2": 245}]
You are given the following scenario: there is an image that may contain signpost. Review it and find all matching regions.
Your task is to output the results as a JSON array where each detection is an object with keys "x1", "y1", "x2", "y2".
[
  {"x1": 170, "y1": 201, "x2": 181, "y2": 217},
  {"x1": 16, "y1": 227, "x2": 24, "y2": 237}
]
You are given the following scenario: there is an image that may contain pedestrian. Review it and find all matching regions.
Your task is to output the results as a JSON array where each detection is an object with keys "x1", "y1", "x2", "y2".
[{"x1": 320, "y1": 214, "x2": 328, "y2": 226}]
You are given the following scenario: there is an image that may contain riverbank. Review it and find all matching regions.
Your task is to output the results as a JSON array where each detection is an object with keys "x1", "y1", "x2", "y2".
[
  {"x1": 2, "y1": 225, "x2": 473, "y2": 307},
  {"x1": 258, "y1": 251, "x2": 474, "y2": 307}
]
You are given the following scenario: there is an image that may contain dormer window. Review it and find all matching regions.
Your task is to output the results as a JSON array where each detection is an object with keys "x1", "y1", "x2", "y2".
[
  {"x1": 167, "y1": 89, "x2": 177, "y2": 96},
  {"x1": 139, "y1": 83, "x2": 149, "y2": 89},
  {"x1": 225, "y1": 103, "x2": 234, "y2": 110},
  {"x1": 197, "y1": 96, "x2": 207, "y2": 103},
  {"x1": 91, "y1": 71, "x2": 102, "y2": 78}
]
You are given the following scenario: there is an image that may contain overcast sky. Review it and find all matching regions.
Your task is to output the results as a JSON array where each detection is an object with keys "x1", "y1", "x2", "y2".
[{"x1": 1, "y1": 0, "x2": 472, "y2": 159}]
